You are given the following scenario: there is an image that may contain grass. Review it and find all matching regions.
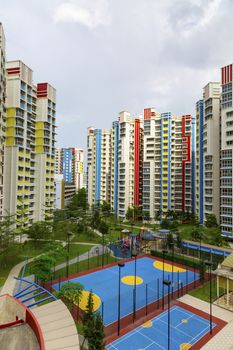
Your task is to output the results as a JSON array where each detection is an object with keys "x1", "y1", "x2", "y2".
[
  {"x1": 21, "y1": 243, "x2": 93, "y2": 277},
  {"x1": 71, "y1": 231, "x2": 101, "y2": 244},
  {"x1": 189, "y1": 278, "x2": 224, "y2": 302},
  {"x1": 53, "y1": 254, "x2": 118, "y2": 280},
  {"x1": 0, "y1": 241, "x2": 49, "y2": 286}
]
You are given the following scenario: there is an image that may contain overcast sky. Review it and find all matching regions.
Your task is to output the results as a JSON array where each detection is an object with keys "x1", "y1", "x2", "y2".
[{"x1": 0, "y1": 0, "x2": 232, "y2": 150}]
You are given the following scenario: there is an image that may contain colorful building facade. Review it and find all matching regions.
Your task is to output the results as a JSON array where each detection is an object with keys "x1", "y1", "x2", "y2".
[
  {"x1": 0, "y1": 23, "x2": 6, "y2": 220},
  {"x1": 3, "y1": 60, "x2": 56, "y2": 227},
  {"x1": 220, "y1": 64, "x2": 233, "y2": 237},
  {"x1": 142, "y1": 108, "x2": 196, "y2": 220}
]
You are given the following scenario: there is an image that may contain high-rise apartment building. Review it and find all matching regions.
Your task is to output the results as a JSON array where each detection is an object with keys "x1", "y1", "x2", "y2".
[
  {"x1": 87, "y1": 127, "x2": 111, "y2": 207},
  {"x1": 110, "y1": 121, "x2": 119, "y2": 215},
  {"x1": 55, "y1": 147, "x2": 63, "y2": 175},
  {"x1": 195, "y1": 100, "x2": 204, "y2": 224},
  {"x1": 55, "y1": 147, "x2": 84, "y2": 190},
  {"x1": 3, "y1": 61, "x2": 56, "y2": 227},
  {"x1": 203, "y1": 82, "x2": 221, "y2": 223},
  {"x1": 4, "y1": 61, "x2": 36, "y2": 227},
  {"x1": 0, "y1": 23, "x2": 6, "y2": 220},
  {"x1": 142, "y1": 108, "x2": 195, "y2": 219},
  {"x1": 117, "y1": 112, "x2": 143, "y2": 218},
  {"x1": 196, "y1": 83, "x2": 221, "y2": 225},
  {"x1": 34, "y1": 83, "x2": 56, "y2": 221},
  {"x1": 72, "y1": 148, "x2": 84, "y2": 190},
  {"x1": 220, "y1": 64, "x2": 233, "y2": 236}
]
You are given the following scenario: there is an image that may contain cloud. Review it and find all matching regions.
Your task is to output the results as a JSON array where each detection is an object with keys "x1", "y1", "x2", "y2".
[
  {"x1": 0, "y1": 0, "x2": 232, "y2": 150},
  {"x1": 53, "y1": 0, "x2": 111, "y2": 29},
  {"x1": 168, "y1": 0, "x2": 222, "y2": 37}
]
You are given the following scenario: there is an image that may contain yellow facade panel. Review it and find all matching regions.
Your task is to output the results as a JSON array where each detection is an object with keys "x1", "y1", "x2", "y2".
[{"x1": 6, "y1": 108, "x2": 16, "y2": 117}]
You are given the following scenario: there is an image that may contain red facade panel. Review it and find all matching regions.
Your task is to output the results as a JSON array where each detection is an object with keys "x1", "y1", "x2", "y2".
[
  {"x1": 37, "y1": 83, "x2": 48, "y2": 98},
  {"x1": 144, "y1": 108, "x2": 156, "y2": 120},
  {"x1": 7, "y1": 67, "x2": 20, "y2": 75}
]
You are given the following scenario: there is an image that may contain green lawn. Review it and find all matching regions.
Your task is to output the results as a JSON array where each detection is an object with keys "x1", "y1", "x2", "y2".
[
  {"x1": 53, "y1": 254, "x2": 118, "y2": 280},
  {"x1": 71, "y1": 231, "x2": 101, "y2": 244},
  {"x1": 21, "y1": 243, "x2": 93, "y2": 277},
  {"x1": 189, "y1": 279, "x2": 224, "y2": 302},
  {"x1": 0, "y1": 241, "x2": 49, "y2": 286}
]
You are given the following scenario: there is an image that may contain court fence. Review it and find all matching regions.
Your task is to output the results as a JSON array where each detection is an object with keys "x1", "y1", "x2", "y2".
[{"x1": 41, "y1": 247, "x2": 215, "y2": 338}]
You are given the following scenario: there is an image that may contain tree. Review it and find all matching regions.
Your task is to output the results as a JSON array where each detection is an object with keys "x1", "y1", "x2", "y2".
[
  {"x1": 26, "y1": 221, "x2": 52, "y2": 242},
  {"x1": 56, "y1": 282, "x2": 83, "y2": 310},
  {"x1": 155, "y1": 209, "x2": 162, "y2": 222},
  {"x1": 161, "y1": 218, "x2": 170, "y2": 229},
  {"x1": 92, "y1": 312, "x2": 105, "y2": 350},
  {"x1": 0, "y1": 212, "x2": 15, "y2": 248},
  {"x1": 126, "y1": 207, "x2": 134, "y2": 222},
  {"x1": 83, "y1": 291, "x2": 95, "y2": 347},
  {"x1": 30, "y1": 254, "x2": 55, "y2": 281},
  {"x1": 83, "y1": 292, "x2": 105, "y2": 350},
  {"x1": 68, "y1": 188, "x2": 88, "y2": 212},
  {"x1": 205, "y1": 213, "x2": 218, "y2": 228},
  {"x1": 133, "y1": 206, "x2": 142, "y2": 220},
  {"x1": 142, "y1": 211, "x2": 150, "y2": 221},
  {"x1": 101, "y1": 201, "x2": 111, "y2": 216},
  {"x1": 44, "y1": 241, "x2": 66, "y2": 261},
  {"x1": 176, "y1": 231, "x2": 182, "y2": 249},
  {"x1": 91, "y1": 209, "x2": 101, "y2": 229},
  {"x1": 191, "y1": 226, "x2": 203, "y2": 242},
  {"x1": 166, "y1": 232, "x2": 174, "y2": 250},
  {"x1": 98, "y1": 221, "x2": 109, "y2": 235}
]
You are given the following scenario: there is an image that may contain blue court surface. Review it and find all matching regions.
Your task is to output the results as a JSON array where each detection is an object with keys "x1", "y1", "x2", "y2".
[
  {"x1": 53, "y1": 257, "x2": 199, "y2": 325},
  {"x1": 107, "y1": 306, "x2": 215, "y2": 350}
]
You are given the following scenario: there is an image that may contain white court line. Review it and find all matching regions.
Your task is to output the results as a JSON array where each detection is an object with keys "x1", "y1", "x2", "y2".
[
  {"x1": 108, "y1": 306, "x2": 212, "y2": 350},
  {"x1": 174, "y1": 308, "x2": 212, "y2": 327},
  {"x1": 190, "y1": 324, "x2": 212, "y2": 344},
  {"x1": 175, "y1": 313, "x2": 195, "y2": 328},
  {"x1": 158, "y1": 317, "x2": 196, "y2": 338}
]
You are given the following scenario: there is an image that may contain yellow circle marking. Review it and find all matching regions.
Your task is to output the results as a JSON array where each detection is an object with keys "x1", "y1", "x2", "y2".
[
  {"x1": 142, "y1": 320, "x2": 153, "y2": 328},
  {"x1": 153, "y1": 261, "x2": 186, "y2": 273},
  {"x1": 180, "y1": 344, "x2": 192, "y2": 350},
  {"x1": 181, "y1": 319, "x2": 188, "y2": 323},
  {"x1": 121, "y1": 276, "x2": 143, "y2": 285},
  {"x1": 78, "y1": 290, "x2": 101, "y2": 312}
]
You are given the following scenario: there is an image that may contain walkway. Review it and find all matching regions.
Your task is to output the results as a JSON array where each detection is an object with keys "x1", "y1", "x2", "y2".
[
  {"x1": 0, "y1": 258, "x2": 33, "y2": 297},
  {"x1": 178, "y1": 294, "x2": 233, "y2": 350},
  {"x1": 32, "y1": 299, "x2": 80, "y2": 350},
  {"x1": 54, "y1": 243, "x2": 105, "y2": 271}
]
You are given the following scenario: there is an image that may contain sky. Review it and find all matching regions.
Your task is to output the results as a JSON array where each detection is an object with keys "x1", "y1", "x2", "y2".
[{"x1": 0, "y1": 0, "x2": 233, "y2": 151}]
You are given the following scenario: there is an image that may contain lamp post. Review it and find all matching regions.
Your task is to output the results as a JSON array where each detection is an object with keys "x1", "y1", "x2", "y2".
[
  {"x1": 170, "y1": 243, "x2": 175, "y2": 298},
  {"x1": 132, "y1": 252, "x2": 137, "y2": 322},
  {"x1": 67, "y1": 231, "x2": 72, "y2": 254},
  {"x1": 66, "y1": 231, "x2": 72, "y2": 277},
  {"x1": 163, "y1": 279, "x2": 172, "y2": 350},
  {"x1": 204, "y1": 260, "x2": 213, "y2": 334},
  {"x1": 162, "y1": 249, "x2": 168, "y2": 309},
  {"x1": 102, "y1": 232, "x2": 105, "y2": 268},
  {"x1": 118, "y1": 262, "x2": 125, "y2": 335}
]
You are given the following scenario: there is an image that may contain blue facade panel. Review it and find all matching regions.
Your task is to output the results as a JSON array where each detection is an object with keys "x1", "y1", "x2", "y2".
[{"x1": 63, "y1": 148, "x2": 73, "y2": 183}]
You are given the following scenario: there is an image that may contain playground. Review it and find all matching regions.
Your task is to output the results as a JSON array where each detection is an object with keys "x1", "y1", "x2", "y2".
[
  {"x1": 52, "y1": 256, "x2": 200, "y2": 326},
  {"x1": 106, "y1": 305, "x2": 216, "y2": 350}
]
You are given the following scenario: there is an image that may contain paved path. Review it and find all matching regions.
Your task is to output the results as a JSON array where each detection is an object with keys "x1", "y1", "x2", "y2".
[
  {"x1": 178, "y1": 294, "x2": 233, "y2": 350},
  {"x1": 32, "y1": 300, "x2": 80, "y2": 350},
  {"x1": 0, "y1": 258, "x2": 33, "y2": 297},
  {"x1": 54, "y1": 244, "x2": 107, "y2": 272}
]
